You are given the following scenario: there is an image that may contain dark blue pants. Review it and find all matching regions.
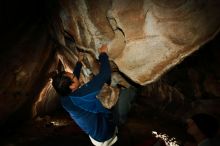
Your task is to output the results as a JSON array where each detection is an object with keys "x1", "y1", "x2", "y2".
[{"x1": 113, "y1": 86, "x2": 137, "y2": 125}]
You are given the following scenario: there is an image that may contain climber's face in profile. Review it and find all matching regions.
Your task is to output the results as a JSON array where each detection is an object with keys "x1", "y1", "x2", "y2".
[{"x1": 65, "y1": 72, "x2": 80, "y2": 92}]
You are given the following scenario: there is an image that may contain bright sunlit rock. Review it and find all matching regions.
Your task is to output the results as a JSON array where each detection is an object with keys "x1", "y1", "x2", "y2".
[{"x1": 152, "y1": 131, "x2": 180, "y2": 146}]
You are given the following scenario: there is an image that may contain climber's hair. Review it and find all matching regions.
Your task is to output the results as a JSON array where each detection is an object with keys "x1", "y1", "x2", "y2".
[{"x1": 52, "y1": 71, "x2": 73, "y2": 96}]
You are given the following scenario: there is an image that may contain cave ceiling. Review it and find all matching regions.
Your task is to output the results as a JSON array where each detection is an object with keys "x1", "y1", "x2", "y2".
[
  {"x1": 1, "y1": 0, "x2": 220, "y2": 125},
  {"x1": 58, "y1": 0, "x2": 220, "y2": 85}
]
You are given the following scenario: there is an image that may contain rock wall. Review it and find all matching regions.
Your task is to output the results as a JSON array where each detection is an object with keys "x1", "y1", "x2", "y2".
[
  {"x1": 0, "y1": 0, "x2": 58, "y2": 125},
  {"x1": 58, "y1": 0, "x2": 220, "y2": 85},
  {"x1": 139, "y1": 34, "x2": 220, "y2": 118},
  {"x1": 1, "y1": 0, "x2": 220, "y2": 127}
]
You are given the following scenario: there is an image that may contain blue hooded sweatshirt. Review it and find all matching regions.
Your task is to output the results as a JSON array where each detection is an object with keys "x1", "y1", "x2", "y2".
[{"x1": 60, "y1": 53, "x2": 115, "y2": 142}]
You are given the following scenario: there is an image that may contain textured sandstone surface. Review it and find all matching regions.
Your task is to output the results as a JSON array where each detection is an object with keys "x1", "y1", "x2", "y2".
[
  {"x1": 1, "y1": 0, "x2": 220, "y2": 127},
  {"x1": 59, "y1": 0, "x2": 220, "y2": 85}
]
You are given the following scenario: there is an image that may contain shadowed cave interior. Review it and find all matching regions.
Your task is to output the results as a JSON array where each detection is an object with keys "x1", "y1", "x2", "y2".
[{"x1": 1, "y1": 0, "x2": 220, "y2": 146}]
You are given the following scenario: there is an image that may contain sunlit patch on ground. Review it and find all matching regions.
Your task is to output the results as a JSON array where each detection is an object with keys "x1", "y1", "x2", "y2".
[{"x1": 152, "y1": 131, "x2": 180, "y2": 146}]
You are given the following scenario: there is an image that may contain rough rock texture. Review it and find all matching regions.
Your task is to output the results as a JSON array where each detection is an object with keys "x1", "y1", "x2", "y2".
[
  {"x1": 0, "y1": 1, "x2": 59, "y2": 125},
  {"x1": 139, "y1": 34, "x2": 220, "y2": 118},
  {"x1": 59, "y1": 0, "x2": 220, "y2": 85},
  {"x1": 1, "y1": 0, "x2": 220, "y2": 141},
  {"x1": 0, "y1": 25, "x2": 55, "y2": 125}
]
